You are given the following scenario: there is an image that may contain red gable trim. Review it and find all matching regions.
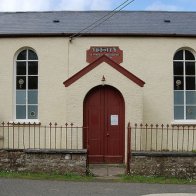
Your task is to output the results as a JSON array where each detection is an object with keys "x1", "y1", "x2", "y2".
[{"x1": 63, "y1": 55, "x2": 145, "y2": 87}]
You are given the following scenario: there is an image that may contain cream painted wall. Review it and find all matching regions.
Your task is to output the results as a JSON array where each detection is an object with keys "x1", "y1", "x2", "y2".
[
  {"x1": 0, "y1": 36, "x2": 196, "y2": 126},
  {"x1": 67, "y1": 37, "x2": 196, "y2": 124},
  {"x1": 0, "y1": 37, "x2": 68, "y2": 124}
]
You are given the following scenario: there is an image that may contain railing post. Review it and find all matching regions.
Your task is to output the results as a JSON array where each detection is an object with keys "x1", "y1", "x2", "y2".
[
  {"x1": 70, "y1": 123, "x2": 73, "y2": 149},
  {"x1": 49, "y1": 122, "x2": 52, "y2": 149},
  {"x1": 126, "y1": 122, "x2": 131, "y2": 175},
  {"x1": 7, "y1": 122, "x2": 10, "y2": 149},
  {"x1": 54, "y1": 122, "x2": 57, "y2": 149},
  {"x1": 2, "y1": 122, "x2": 5, "y2": 149},
  {"x1": 85, "y1": 126, "x2": 90, "y2": 175}
]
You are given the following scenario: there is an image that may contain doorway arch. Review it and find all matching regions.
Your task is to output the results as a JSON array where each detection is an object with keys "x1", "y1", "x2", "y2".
[{"x1": 83, "y1": 85, "x2": 125, "y2": 163}]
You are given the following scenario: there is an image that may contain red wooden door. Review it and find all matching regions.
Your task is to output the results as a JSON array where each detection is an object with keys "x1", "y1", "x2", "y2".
[{"x1": 84, "y1": 85, "x2": 125, "y2": 163}]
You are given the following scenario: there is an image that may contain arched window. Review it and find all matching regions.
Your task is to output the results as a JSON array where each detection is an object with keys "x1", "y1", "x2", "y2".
[
  {"x1": 15, "y1": 49, "x2": 38, "y2": 120},
  {"x1": 173, "y1": 49, "x2": 196, "y2": 120}
]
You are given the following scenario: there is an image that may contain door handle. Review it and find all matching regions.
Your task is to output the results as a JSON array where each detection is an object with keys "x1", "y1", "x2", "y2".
[{"x1": 106, "y1": 133, "x2": 110, "y2": 137}]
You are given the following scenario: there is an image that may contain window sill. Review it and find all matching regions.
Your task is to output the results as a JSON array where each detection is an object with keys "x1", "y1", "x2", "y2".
[
  {"x1": 171, "y1": 120, "x2": 196, "y2": 125},
  {"x1": 9, "y1": 120, "x2": 41, "y2": 125}
]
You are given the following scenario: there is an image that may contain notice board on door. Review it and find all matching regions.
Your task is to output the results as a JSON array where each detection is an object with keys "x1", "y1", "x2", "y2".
[{"x1": 111, "y1": 115, "x2": 118, "y2": 126}]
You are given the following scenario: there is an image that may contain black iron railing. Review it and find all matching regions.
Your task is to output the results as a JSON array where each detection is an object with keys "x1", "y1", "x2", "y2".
[
  {"x1": 130, "y1": 123, "x2": 196, "y2": 152},
  {"x1": 0, "y1": 122, "x2": 86, "y2": 150}
]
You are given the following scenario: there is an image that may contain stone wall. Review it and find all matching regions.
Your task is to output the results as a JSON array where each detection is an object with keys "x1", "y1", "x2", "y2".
[
  {"x1": 130, "y1": 152, "x2": 196, "y2": 179},
  {"x1": 0, "y1": 149, "x2": 87, "y2": 175}
]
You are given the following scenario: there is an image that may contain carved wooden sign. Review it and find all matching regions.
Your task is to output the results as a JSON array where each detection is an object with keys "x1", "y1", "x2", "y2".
[{"x1": 86, "y1": 46, "x2": 123, "y2": 64}]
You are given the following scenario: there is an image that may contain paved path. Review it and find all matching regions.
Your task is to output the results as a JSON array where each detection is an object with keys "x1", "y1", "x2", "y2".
[
  {"x1": 0, "y1": 178, "x2": 196, "y2": 196},
  {"x1": 89, "y1": 164, "x2": 125, "y2": 177}
]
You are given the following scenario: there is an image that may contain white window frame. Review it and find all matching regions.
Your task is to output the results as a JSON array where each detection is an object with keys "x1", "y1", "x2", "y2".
[
  {"x1": 14, "y1": 48, "x2": 39, "y2": 123},
  {"x1": 173, "y1": 49, "x2": 196, "y2": 123}
]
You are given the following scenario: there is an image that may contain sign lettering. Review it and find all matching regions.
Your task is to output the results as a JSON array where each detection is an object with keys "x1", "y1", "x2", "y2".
[{"x1": 86, "y1": 46, "x2": 123, "y2": 64}]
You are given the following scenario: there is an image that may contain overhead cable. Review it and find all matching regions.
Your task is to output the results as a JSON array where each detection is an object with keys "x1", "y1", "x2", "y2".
[{"x1": 69, "y1": 0, "x2": 135, "y2": 40}]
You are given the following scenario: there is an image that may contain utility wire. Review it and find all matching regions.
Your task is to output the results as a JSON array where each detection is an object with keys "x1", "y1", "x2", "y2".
[
  {"x1": 69, "y1": 0, "x2": 135, "y2": 40},
  {"x1": 79, "y1": 0, "x2": 135, "y2": 37},
  {"x1": 69, "y1": 0, "x2": 132, "y2": 39}
]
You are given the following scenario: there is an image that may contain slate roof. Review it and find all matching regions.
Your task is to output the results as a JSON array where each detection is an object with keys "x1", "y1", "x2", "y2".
[{"x1": 0, "y1": 11, "x2": 196, "y2": 37}]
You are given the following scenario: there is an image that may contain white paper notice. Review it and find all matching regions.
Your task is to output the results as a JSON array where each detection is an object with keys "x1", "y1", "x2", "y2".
[{"x1": 111, "y1": 115, "x2": 118, "y2": 125}]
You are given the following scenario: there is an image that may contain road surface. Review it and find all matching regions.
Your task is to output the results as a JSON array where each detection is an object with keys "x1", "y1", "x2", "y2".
[{"x1": 0, "y1": 178, "x2": 195, "y2": 196}]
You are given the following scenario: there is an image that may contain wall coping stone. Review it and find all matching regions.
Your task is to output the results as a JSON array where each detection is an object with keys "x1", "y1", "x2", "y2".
[
  {"x1": 132, "y1": 151, "x2": 196, "y2": 157},
  {"x1": 1, "y1": 149, "x2": 24, "y2": 152},
  {"x1": 24, "y1": 149, "x2": 87, "y2": 154},
  {"x1": 1, "y1": 149, "x2": 87, "y2": 154}
]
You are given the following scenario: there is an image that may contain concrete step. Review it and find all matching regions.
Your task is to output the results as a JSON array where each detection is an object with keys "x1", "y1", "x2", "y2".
[{"x1": 89, "y1": 164, "x2": 126, "y2": 177}]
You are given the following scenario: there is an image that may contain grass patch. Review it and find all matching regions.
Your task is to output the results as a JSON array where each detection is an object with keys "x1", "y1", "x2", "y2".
[
  {"x1": 120, "y1": 175, "x2": 196, "y2": 185},
  {"x1": 0, "y1": 171, "x2": 93, "y2": 181},
  {"x1": 0, "y1": 171, "x2": 196, "y2": 185}
]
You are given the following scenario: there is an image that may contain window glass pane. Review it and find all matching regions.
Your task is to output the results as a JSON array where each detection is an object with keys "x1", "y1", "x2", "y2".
[
  {"x1": 186, "y1": 91, "x2": 196, "y2": 105},
  {"x1": 186, "y1": 106, "x2": 196, "y2": 119},
  {"x1": 16, "y1": 62, "x2": 26, "y2": 75},
  {"x1": 16, "y1": 49, "x2": 38, "y2": 120},
  {"x1": 174, "y1": 91, "x2": 184, "y2": 105},
  {"x1": 28, "y1": 50, "x2": 38, "y2": 60},
  {"x1": 28, "y1": 90, "x2": 38, "y2": 104},
  {"x1": 16, "y1": 105, "x2": 26, "y2": 119},
  {"x1": 28, "y1": 76, "x2": 38, "y2": 89},
  {"x1": 174, "y1": 76, "x2": 184, "y2": 90},
  {"x1": 16, "y1": 90, "x2": 26, "y2": 104},
  {"x1": 174, "y1": 50, "x2": 183, "y2": 60},
  {"x1": 17, "y1": 50, "x2": 27, "y2": 60},
  {"x1": 186, "y1": 62, "x2": 195, "y2": 75},
  {"x1": 16, "y1": 76, "x2": 26, "y2": 89},
  {"x1": 174, "y1": 106, "x2": 184, "y2": 119},
  {"x1": 28, "y1": 62, "x2": 38, "y2": 75},
  {"x1": 28, "y1": 105, "x2": 38, "y2": 119},
  {"x1": 186, "y1": 77, "x2": 195, "y2": 90},
  {"x1": 174, "y1": 62, "x2": 183, "y2": 75},
  {"x1": 185, "y1": 50, "x2": 195, "y2": 60}
]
